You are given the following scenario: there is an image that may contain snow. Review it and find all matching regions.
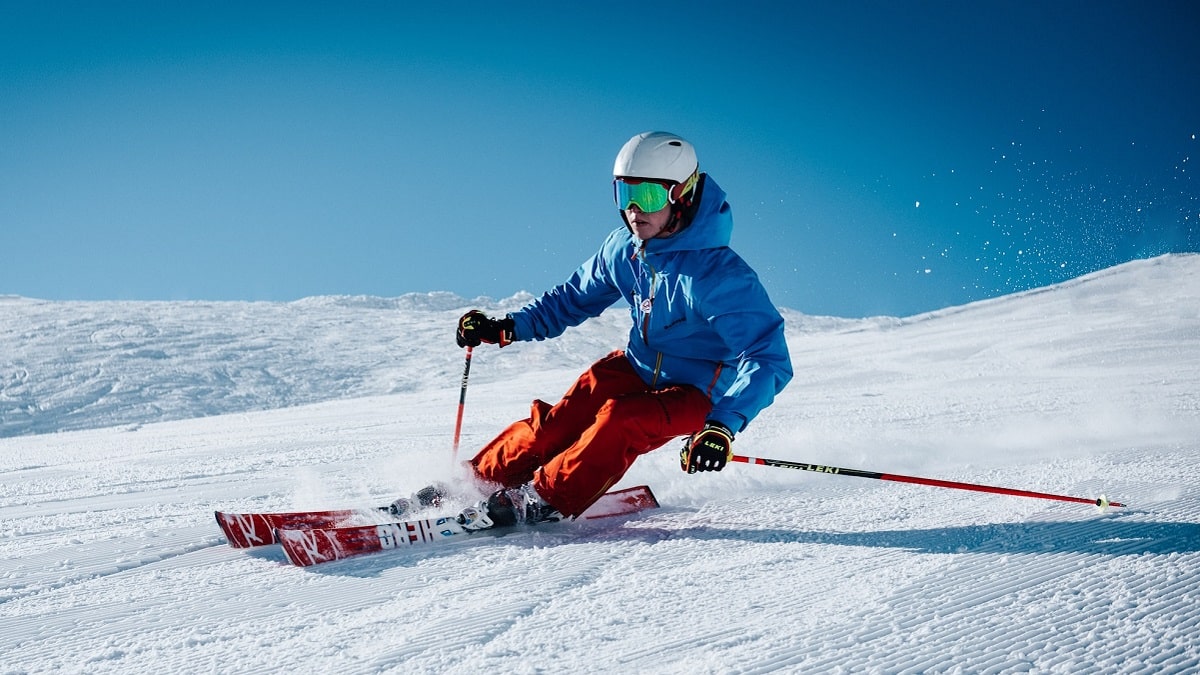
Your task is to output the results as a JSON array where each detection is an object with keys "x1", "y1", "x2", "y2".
[{"x1": 2, "y1": 254, "x2": 1199, "y2": 674}]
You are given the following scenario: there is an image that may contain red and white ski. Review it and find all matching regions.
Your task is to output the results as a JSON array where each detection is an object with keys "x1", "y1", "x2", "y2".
[
  {"x1": 276, "y1": 485, "x2": 658, "y2": 567},
  {"x1": 214, "y1": 506, "x2": 396, "y2": 549}
]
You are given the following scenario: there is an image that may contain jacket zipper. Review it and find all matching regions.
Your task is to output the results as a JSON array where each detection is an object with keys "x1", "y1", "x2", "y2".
[
  {"x1": 638, "y1": 248, "x2": 664, "y2": 387},
  {"x1": 639, "y1": 249, "x2": 657, "y2": 345}
]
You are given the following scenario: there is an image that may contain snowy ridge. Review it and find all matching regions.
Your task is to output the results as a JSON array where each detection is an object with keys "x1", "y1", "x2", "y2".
[
  {"x1": 0, "y1": 290, "x2": 603, "y2": 437},
  {"x1": 1, "y1": 254, "x2": 1199, "y2": 673},
  {"x1": 6, "y1": 255, "x2": 1194, "y2": 440}
]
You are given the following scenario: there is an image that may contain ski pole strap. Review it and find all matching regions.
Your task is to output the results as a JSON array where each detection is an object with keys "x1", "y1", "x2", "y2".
[{"x1": 729, "y1": 454, "x2": 1124, "y2": 508}]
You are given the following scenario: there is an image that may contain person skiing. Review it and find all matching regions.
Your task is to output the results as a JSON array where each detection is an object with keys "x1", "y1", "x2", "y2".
[{"x1": 454, "y1": 131, "x2": 793, "y2": 529}]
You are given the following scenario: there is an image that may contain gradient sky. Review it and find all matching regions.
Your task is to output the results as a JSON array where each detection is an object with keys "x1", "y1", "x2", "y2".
[{"x1": 2, "y1": 1, "x2": 1197, "y2": 317}]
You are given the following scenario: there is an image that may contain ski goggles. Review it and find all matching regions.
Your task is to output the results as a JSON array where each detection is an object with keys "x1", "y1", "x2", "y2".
[
  {"x1": 613, "y1": 172, "x2": 697, "y2": 212},
  {"x1": 614, "y1": 178, "x2": 673, "y2": 212}
]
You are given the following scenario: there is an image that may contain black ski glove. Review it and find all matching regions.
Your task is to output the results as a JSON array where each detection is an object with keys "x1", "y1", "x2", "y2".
[
  {"x1": 456, "y1": 310, "x2": 515, "y2": 348},
  {"x1": 680, "y1": 421, "x2": 734, "y2": 473}
]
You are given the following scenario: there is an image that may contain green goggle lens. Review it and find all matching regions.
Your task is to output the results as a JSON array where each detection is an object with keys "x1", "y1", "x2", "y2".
[{"x1": 614, "y1": 179, "x2": 672, "y2": 212}]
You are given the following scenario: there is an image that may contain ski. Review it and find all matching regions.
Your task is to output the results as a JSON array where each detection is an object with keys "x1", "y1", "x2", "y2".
[
  {"x1": 215, "y1": 484, "x2": 449, "y2": 548},
  {"x1": 215, "y1": 506, "x2": 394, "y2": 549},
  {"x1": 275, "y1": 485, "x2": 659, "y2": 567}
]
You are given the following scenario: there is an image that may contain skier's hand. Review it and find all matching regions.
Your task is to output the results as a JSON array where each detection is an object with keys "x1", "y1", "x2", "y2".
[
  {"x1": 680, "y1": 421, "x2": 734, "y2": 473},
  {"x1": 456, "y1": 310, "x2": 515, "y2": 348}
]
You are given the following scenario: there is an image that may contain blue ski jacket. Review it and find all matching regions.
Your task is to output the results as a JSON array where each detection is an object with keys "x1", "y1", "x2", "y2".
[{"x1": 509, "y1": 175, "x2": 793, "y2": 433}]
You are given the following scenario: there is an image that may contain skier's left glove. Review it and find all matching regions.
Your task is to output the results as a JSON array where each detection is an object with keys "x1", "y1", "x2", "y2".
[{"x1": 680, "y1": 421, "x2": 734, "y2": 473}]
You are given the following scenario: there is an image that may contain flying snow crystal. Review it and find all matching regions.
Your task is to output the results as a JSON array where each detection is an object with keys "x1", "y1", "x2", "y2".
[{"x1": 915, "y1": 201, "x2": 921, "y2": 208}]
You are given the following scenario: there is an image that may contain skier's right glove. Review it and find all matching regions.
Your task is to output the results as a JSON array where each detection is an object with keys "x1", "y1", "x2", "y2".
[
  {"x1": 456, "y1": 310, "x2": 515, "y2": 348},
  {"x1": 680, "y1": 421, "x2": 734, "y2": 473}
]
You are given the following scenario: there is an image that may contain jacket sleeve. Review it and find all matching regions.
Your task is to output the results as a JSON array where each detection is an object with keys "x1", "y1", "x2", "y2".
[
  {"x1": 701, "y1": 259, "x2": 793, "y2": 433},
  {"x1": 509, "y1": 232, "x2": 624, "y2": 341}
]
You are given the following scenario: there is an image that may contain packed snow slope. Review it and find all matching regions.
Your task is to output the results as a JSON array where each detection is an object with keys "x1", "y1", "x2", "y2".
[{"x1": 2, "y1": 254, "x2": 1199, "y2": 674}]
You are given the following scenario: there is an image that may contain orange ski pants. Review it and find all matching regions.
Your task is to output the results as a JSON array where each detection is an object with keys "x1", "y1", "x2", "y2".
[{"x1": 470, "y1": 351, "x2": 712, "y2": 517}]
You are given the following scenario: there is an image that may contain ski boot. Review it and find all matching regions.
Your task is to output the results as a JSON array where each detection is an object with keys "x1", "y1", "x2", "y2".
[
  {"x1": 457, "y1": 483, "x2": 563, "y2": 531},
  {"x1": 388, "y1": 483, "x2": 448, "y2": 517}
]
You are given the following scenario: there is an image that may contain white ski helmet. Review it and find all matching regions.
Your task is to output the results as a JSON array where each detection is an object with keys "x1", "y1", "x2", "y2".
[{"x1": 613, "y1": 131, "x2": 698, "y2": 184}]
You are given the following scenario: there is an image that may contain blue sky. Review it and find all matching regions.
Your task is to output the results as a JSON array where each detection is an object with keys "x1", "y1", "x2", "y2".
[{"x1": 1, "y1": 1, "x2": 1196, "y2": 317}]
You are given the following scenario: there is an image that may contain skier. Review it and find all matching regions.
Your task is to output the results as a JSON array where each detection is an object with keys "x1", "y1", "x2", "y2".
[{"x1": 454, "y1": 131, "x2": 793, "y2": 529}]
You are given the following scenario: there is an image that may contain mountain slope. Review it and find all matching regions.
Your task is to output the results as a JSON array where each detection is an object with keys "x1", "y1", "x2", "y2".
[{"x1": 1, "y1": 254, "x2": 1198, "y2": 673}]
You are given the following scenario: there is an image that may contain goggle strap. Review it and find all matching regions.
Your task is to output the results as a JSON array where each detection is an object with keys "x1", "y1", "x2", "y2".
[{"x1": 669, "y1": 170, "x2": 699, "y2": 204}]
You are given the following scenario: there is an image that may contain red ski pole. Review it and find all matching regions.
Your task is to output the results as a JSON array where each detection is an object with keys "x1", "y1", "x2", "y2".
[
  {"x1": 451, "y1": 346, "x2": 473, "y2": 463},
  {"x1": 730, "y1": 454, "x2": 1124, "y2": 509}
]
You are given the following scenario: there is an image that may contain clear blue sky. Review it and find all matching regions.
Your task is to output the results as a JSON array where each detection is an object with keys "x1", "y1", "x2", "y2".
[{"x1": 2, "y1": 1, "x2": 1196, "y2": 317}]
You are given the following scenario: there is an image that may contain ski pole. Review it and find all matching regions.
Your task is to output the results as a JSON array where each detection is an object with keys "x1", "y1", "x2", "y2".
[
  {"x1": 730, "y1": 454, "x2": 1124, "y2": 509},
  {"x1": 451, "y1": 345, "x2": 473, "y2": 463}
]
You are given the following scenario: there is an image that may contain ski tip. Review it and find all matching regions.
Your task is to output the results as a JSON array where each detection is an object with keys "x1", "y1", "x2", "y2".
[
  {"x1": 275, "y1": 528, "x2": 316, "y2": 567},
  {"x1": 213, "y1": 510, "x2": 245, "y2": 548},
  {"x1": 213, "y1": 510, "x2": 227, "y2": 543},
  {"x1": 639, "y1": 485, "x2": 660, "y2": 509}
]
